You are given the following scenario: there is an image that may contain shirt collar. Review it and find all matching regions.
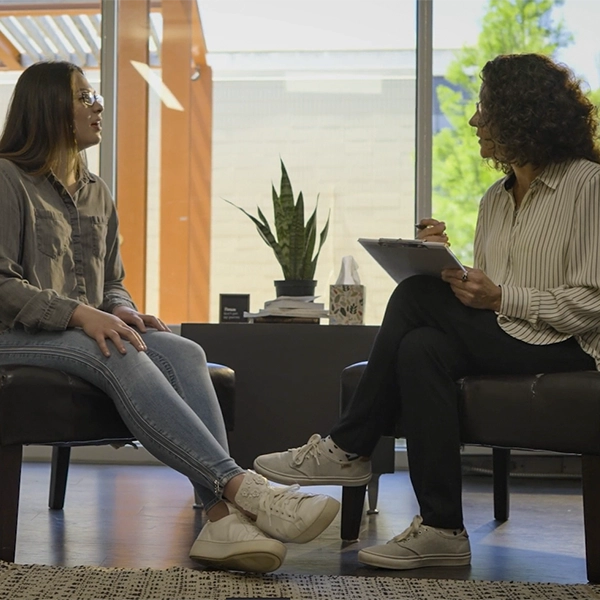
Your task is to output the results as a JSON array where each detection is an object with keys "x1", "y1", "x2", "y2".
[
  {"x1": 79, "y1": 164, "x2": 97, "y2": 183},
  {"x1": 47, "y1": 165, "x2": 97, "y2": 187},
  {"x1": 534, "y1": 160, "x2": 572, "y2": 191},
  {"x1": 503, "y1": 172, "x2": 516, "y2": 191},
  {"x1": 502, "y1": 160, "x2": 572, "y2": 192}
]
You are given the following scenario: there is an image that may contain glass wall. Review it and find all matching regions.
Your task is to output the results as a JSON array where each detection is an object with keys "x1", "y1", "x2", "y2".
[
  {"x1": 201, "y1": 0, "x2": 417, "y2": 324},
  {"x1": 431, "y1": 0, "x2": 600, "y2": 265},
  {"x1": 2, "y1": 1, "x2": 599, "y2": 325}
]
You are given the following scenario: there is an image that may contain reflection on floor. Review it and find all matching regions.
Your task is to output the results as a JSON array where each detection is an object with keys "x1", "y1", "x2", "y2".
[{"x1": 15, "y1": 462, "x2": 587, "y2": 584}]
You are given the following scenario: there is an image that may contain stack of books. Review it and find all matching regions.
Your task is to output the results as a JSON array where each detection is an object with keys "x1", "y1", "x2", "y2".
[{"x1": 244, "y1": 296, "x2": 329, "y2": 324}]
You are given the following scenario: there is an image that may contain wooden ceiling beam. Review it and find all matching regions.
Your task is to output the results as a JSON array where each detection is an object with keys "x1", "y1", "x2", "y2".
[
  {"x1": 0, "y1": 1, "x2": 162, "y2": 17},
  {"x1": 0, "y1": 29, "x2": 21, "y2": 69}
]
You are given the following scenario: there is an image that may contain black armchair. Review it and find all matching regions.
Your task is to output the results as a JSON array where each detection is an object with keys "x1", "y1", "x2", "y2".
[
  {"x1": 339, "y1": 361, "x2": 600, "y2": 583},
  {"x1": 0, "y1": 362, "x2": 235, "y2": 563}
]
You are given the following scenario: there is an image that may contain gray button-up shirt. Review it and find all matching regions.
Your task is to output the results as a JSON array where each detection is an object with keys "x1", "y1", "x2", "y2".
[{"x1": 0, "y1": 158, "x2": 136, "y2": 332}]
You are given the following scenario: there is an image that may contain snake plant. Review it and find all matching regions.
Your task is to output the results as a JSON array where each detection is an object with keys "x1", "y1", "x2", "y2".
[{"x1": 225, "y1": 160, "x2": 330, "y2": 280}]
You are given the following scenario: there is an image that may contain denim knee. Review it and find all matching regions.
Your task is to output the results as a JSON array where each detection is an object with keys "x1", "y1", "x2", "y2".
[{"x1": 143, "y1": 330, "x2": 208, "y2": 366}]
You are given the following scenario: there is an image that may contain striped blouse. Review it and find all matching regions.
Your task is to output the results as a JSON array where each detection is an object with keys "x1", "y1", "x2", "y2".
[{"x1": 473, "y1": 158, "x2": 600, "y2": 370}]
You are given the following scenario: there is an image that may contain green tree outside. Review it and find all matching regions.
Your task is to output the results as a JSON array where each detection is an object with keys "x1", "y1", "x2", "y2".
[{"x1": 432, "y1": 0, "x2": 574, "y2": 264}]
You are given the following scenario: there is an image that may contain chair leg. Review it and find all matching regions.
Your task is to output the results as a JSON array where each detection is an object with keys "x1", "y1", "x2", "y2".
[
  {"x1": 582, "y1": 455, "x2": 600, "y2": 583},
  {"x1": 193, "y1": 490, "x2": 202, "y2": 508},
  {"x1": 341, "y1": 485, "x2": 366, "y2": 541},
  {"x1": 49, "y1": 446, "x2": 71, "y2": 510},
  {"x1": 0, "y1": 444, "x2": 23, "y2": 562},
  {"x1": 493, "y1": 447, "x2": 510, "y2": 521},
  {"x1": 366, "y1": 474, "x2": 381, "y2": 514}
]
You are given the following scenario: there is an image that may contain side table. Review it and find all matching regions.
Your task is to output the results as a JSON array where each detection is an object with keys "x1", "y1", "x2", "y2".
[{"x1": 181, "y1": 323, "x2": 378, "y2": 468}]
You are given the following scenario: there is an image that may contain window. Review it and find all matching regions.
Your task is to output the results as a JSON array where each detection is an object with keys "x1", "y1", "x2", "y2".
[
  {"x1": 4, "y1": 1, "x2": 597, "y2": 324},
  {"x1": 203, "y1": 0, "x2": 417, "y2": 324},
  {"x1": 431, "y1": 0, "x2": 600, "y2": 265}
]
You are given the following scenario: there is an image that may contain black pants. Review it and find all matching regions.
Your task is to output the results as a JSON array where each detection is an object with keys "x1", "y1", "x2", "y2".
[{"x1": 330, "y1": 275, "x2": 595, "y2": 530}]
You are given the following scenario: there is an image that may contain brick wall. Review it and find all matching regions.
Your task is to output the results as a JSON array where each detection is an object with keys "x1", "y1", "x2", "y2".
[{"x1": 209, "y1": 54, "x2": 419, "y2": 324}]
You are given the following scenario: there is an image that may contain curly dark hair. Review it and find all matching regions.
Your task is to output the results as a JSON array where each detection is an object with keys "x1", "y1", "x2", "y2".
[{"x1": 479, "y1": 53, "x2": 600, "y2": 171}]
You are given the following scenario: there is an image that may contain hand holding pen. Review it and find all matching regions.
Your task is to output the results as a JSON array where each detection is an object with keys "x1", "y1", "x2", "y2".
[{"x1": 415, "y1": 218, "x2": 450, "y2": 245}]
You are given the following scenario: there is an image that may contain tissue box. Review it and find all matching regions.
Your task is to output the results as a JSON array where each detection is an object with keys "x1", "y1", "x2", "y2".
[{"x1": 329, "y1": 285, "x2": 365, "y2": 325}]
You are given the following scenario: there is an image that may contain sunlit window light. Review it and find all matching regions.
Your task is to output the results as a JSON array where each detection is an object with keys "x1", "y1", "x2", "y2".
[{"x1": 130, "y1": 60, "x2": 184, "y2": 111}]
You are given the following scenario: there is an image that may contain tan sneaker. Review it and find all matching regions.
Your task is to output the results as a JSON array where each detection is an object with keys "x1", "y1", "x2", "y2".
[
  {"x1": 358, "y1": 515, "x2": 471, "y2": 570},
  {"x1": 253, "y1": 434, "x2": 372, "y2": 486},
  {"x1": 189, "y1": 503, "x2": 286, "y2": 573}
]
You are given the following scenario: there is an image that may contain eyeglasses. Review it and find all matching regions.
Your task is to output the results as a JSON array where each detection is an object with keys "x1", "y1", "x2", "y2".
[
  {"x1": 77, "y1": 90, "x2": 104, "y2": 108},
  {"x1": 475, "y1": 101, "x2": 482, "y2": 115}
]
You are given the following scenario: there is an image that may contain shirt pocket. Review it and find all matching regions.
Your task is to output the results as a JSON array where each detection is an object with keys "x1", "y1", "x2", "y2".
[
  {"x1": 83, "y1": 215, "x2": 109, "y2": 260},
  {"x1": 34, "y1": 209, "x2": 70, "y2": 259}
]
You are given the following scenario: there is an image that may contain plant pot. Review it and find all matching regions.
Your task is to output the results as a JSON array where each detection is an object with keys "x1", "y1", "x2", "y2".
[{"x1": 274, "y1": 279, "x2": 317, "y2": 297}]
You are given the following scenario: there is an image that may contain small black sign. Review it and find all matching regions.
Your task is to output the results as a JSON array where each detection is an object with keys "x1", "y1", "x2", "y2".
[{"x1": 219, "y1": 293, "x2": 250, "y2": 323}]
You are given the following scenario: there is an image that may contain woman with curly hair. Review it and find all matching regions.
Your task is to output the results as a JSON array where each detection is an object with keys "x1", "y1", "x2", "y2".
[{"x1": 253, "y1": 53, "x2": 600, "y2": 570}]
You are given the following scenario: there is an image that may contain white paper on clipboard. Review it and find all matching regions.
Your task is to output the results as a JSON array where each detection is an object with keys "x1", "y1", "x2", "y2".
[{"x1": 358, "y1": 238, "x2": 466, "y2": 283}]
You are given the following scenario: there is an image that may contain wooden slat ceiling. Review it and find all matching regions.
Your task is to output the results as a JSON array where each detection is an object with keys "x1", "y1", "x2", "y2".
[{"x1": 0, "y1": 1, "x2": 164, "y2": 70}]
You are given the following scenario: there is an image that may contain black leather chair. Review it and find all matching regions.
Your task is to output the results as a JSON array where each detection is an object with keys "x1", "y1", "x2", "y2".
[
  {"x1": 339, "y1": 361, "x2": 600, "y2": 583},
  {"x1": 0, "y1": 362, "x2": 235, "y2": 563}
]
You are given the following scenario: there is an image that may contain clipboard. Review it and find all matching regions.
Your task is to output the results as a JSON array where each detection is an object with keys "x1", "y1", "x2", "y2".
[{"x1": 358, "y1": 238, "x2": 466, "y2": 283}]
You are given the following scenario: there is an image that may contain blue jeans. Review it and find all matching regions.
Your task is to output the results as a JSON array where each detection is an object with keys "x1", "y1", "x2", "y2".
[{"x1": 0, "y1": 328, "x2": 244, "y2": 511}]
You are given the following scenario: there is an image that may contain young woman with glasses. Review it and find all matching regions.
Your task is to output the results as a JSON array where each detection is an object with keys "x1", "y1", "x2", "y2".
[{"x1": 0, "y1": 61, "x2": 339, "y2": 573}]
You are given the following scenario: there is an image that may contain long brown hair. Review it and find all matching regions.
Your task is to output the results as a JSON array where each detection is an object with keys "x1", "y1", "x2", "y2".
[
  {"x1": 0, "y1": 61, "x2": 85, "y2": 176},
  {"x1": 480, "y1": 54, "x2": 600, "y2": 171}
]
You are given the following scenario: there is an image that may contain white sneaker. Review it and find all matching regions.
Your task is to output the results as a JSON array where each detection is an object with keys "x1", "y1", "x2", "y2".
[
  {"x1": 358, "y1": 515, "x2": 471, "y2": 570},
  {"x1": 189, "y1": 503, "x2": 286, "y2": 573},
  {"x1": 253, "y1": 434, "x2": 372, "y2": 486},
  {"x1": 234, "y1": 471, "x2": 340, "y2": 543}
]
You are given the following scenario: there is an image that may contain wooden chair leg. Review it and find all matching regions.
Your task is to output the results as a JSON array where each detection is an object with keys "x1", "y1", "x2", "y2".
[
  {"x1": 493, "y1": 447, "x2": 510, "y2": 521},
  {"x1": 0, "y1": 444, "x2": 23, "y2": 562},
  {"x1": 582, "y1": 455, "x2": 600, "y2": 583},
  {"x1": 49, "y1": 446, "x2": 71, "y2": 510},
  {"x1": 341, "y1": 485, "x2": 366, "y2": 541}
]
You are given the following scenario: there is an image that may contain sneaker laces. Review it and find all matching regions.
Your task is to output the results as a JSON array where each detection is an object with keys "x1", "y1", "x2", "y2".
[
  {"x1": 291, "y1": 433, "x2": 324, "y2": 467},
  {"x1": 257, "y1": 483, "x2": 309, "y2": 524},
  {"x1": 390, "y1": 515, "x2": 424, "y2": 545}
]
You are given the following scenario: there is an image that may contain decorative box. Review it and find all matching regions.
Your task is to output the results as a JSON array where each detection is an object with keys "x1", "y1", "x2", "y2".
[{"x1": 329, "y1": 284, "x2": 365, "y2": 325}]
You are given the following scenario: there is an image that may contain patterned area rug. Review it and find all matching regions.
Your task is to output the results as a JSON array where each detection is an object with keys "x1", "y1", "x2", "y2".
[{"x1": 1, "y1": 561, "x2": 600, "y2": 600}]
